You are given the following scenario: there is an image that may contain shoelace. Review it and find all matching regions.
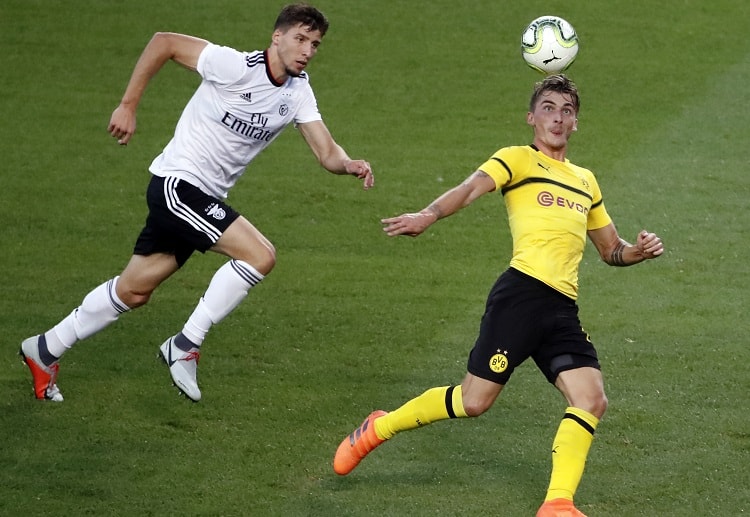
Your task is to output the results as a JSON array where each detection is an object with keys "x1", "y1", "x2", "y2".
[{"x1": 181, "y1": 351, "x2": 201, "y2": 363}]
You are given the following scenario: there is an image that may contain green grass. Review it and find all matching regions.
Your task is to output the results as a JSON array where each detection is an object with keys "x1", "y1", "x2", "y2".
[{"x1": 1, "y1": 0, "x2": 749, "y2": 515}]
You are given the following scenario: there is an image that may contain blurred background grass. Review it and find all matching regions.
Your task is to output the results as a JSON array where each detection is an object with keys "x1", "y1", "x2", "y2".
[{"x1": 1, "y1": 1, "x2": 748, "y2": 515}]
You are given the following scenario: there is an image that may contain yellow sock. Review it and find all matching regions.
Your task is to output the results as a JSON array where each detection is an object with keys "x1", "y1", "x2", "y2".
[
  {"x1": 374, "y1": 385, "x2": 468, "y2": 440},
  {"x1": 544, "y1": 406, "x2": 599, "y2": 502}
]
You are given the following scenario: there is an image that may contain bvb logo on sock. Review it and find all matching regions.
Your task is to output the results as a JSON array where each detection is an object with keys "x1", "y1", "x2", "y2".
[{"x1": 489, "y1": 352, "x2": 508, "y2": 373}]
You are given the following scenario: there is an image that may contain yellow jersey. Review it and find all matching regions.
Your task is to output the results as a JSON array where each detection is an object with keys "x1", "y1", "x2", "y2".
[{"x1": 478, "y1": 145, "x2": 611, "y2": 299}]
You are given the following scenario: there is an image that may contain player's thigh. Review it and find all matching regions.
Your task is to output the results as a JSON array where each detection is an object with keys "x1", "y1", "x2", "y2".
[{"x1": 210, "y1": 216, "x2": 276, "y2": 274}]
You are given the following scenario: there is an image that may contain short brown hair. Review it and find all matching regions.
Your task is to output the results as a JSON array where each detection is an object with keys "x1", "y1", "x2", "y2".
[
  {"x1": 529, "y1": 74, "x2": 580, "y2": 113},
  {"x1": 274, "y1": 3, "x2": 329, "y2": 36}
]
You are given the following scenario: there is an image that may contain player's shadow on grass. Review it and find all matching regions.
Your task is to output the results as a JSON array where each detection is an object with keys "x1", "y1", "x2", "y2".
[{"x1": 325, "y1": 444, "x2": 546, "y2": 490}]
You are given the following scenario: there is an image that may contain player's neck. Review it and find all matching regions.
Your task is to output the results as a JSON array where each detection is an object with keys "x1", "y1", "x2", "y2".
[
  {"x1": 533, "y1": 140, "x2": 567, "y2": 162},
  {"x1": 265, "y1": 48, "x2": 288, "y2": 84}
]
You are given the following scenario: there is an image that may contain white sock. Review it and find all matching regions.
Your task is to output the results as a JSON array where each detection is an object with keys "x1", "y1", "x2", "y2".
[
  {"x1": 46, "y1": 277, "x2": 130, "y2": 358},
  {"x1": 181, "y1": 260, "x2": 264, "y2": 346}
]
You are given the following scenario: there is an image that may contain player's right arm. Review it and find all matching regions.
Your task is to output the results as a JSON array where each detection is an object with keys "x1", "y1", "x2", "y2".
[
  {"x1": 381, "y1": 170, "x2": 496, "y2": 237},
  {"x1": 108, "y1": 32, "x2": 209, "y2": 145}
]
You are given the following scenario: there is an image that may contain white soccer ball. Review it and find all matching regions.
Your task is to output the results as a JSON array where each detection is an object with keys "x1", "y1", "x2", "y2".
[{"x1": 521, "y1": 16, "x2": 579, "y2": 75}]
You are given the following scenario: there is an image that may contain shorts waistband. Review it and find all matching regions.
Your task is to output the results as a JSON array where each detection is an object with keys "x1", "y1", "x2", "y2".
[{"x1": 506, "y1": 267, "x2": 575, "y2": 303}]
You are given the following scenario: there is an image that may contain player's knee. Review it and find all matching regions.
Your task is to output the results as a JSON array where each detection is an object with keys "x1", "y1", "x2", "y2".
[
  {"x1": 250, "y1": 242, "x2": 276, "y2": 275},
  {"x1": 462, "y1": 397, "x2": 493, "y2": 417},
  {"x1": 115, "y1": 279, "x2": 153, "y2": 309},
  {"x1": 593, "y1": 392, "x2": 608, "y2": 418},
  {"x1": 119, "y1": 290, "x2": 152, "y2": 309},
  {"x1": 227, "y1": 244, "x2": 277, "y2": 276},
  {"x1": 580, "y1": 391, "x2": 608, "y2": 419}
]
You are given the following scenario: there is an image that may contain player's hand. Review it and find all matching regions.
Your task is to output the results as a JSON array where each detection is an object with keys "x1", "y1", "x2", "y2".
[
  {"x1": 636, "y1": 230, "x2": 664, "y2": 259},
  {"x1": 381, "y1": 211, "x2": 437, "y2": 237},
  {"x1": 345, "y1": 159, "x2": 374, "y2": 190},
  {"x1": 108, "y1": 104, "x2": 137, "y2": 145}
]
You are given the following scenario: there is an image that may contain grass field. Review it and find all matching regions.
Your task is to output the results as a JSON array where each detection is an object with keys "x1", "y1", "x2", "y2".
[{"x1": 1, "y1": 1, "x2": 749, "y2": 515}]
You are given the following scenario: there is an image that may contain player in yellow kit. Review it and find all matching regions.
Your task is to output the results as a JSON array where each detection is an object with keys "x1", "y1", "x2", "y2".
[{"x1": 333, "y1": 75, "x2": 664, "y2": 517}]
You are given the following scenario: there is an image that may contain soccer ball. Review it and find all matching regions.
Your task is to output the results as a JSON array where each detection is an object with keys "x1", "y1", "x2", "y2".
[{"x1": 521, "y1": 16, "x2": 579, "y2": 75}]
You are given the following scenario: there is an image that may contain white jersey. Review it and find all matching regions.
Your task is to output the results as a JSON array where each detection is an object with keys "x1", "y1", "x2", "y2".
[{"x1": 149, "y1": 43, "x2": 323, "y2": 199}]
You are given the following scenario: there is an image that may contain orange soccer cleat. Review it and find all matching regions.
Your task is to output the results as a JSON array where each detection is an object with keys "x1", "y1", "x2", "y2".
[{"x1": 333, "y1": 410, "x2": 387, "y2": 475}]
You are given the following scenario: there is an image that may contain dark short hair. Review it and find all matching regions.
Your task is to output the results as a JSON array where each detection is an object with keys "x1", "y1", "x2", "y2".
[
  {"x1": 274, "y1": 3, "x2": 329, "y2": 36},
  {"x1": 529, "y1": 74, "x2": 580, "y2": 113}
]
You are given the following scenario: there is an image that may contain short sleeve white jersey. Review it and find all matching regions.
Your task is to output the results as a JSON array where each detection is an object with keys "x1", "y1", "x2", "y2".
[{"x1": 149, "y1": 43, "x2": 323, "y2": 199}]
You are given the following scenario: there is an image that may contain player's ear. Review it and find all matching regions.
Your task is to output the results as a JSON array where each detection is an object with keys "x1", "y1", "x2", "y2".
[
  {"x1": 572, "y1": 118, "x2": 578, "y2": 131},
  {"x1": 526, "y1": 112, "x2": 534, "y2": 126}
]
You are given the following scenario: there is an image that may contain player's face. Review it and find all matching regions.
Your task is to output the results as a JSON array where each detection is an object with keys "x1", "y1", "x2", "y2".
[
  {"x1": 527, "y1": 91, "x2": 578, "y2": 154},
  {"x1": 272, "y1": 23, "x2": 322, "y2": 79}
]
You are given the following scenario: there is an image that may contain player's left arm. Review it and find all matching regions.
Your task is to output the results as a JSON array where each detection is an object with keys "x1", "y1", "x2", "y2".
[
  {"x1": 297, "y1": 120, "x2": 374, "y2": 190},
  {"x1": 587, "y1": 223, "x2": 664, "y2": 266}
]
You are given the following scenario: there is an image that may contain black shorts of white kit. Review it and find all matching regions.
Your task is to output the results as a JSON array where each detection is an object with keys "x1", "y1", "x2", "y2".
[
  {"x1": 133, "y1": 175, "x2": 241, "y2": 267},
  {"x1": 467, "y1": 267, "x2": 600, "y2": 385}
]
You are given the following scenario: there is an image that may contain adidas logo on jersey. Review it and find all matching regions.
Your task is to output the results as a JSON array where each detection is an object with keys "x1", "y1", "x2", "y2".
[{"x1": 240, "y1": 92, "x2": 252, "y2": 103}]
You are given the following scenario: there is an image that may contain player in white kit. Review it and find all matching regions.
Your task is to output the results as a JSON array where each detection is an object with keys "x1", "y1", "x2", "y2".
[{"x1": 19, "y1": 4, "x2": 374, "y2": 402}]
